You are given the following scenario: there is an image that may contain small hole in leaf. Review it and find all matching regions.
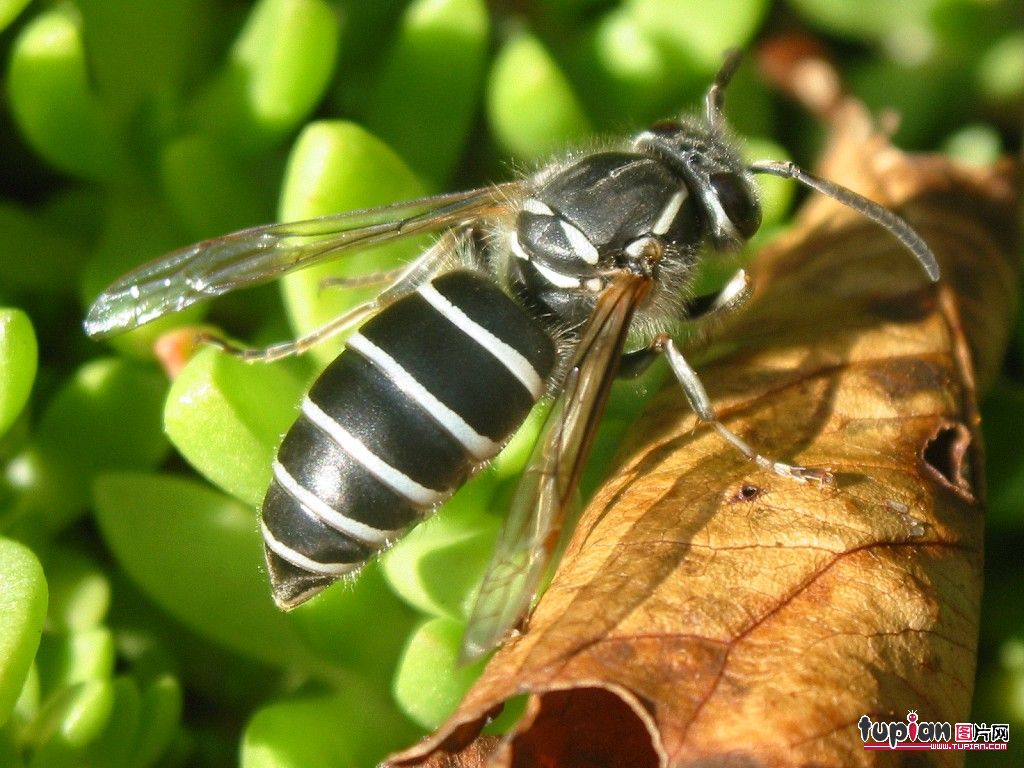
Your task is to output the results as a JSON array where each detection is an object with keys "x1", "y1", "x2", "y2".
[
  {"x1": 922, "y1": 422, "x2": 975, "y2": 500},
  {"x1": 731, "y1": 484, "x2": 763, "y2": 503}
]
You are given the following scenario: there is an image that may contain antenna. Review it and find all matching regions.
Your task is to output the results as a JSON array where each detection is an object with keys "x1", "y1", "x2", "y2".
[
  {"x1": 706, "y1": 49, "x2": 744, "y2": 131},
  {"x1": 748, "y1": 159, "x2": 940, "y2": 281}
]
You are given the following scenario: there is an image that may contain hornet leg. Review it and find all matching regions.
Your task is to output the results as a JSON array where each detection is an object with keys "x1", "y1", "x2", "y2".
[
  {"x1": 198, "y1": 229, "x2": 467, "y2": 362},
  {"x1": 656, "y1": 333, "x2": 832, "y2": 485},
  {"x1": 618, "y1": 268, "x2": 751, "y2": 380}
]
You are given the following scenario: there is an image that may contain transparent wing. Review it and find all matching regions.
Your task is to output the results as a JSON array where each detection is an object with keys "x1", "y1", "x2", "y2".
[
  {"x1": 460, "y1": 273, "x2": 653, "y2": 662},
  {"x1": 84, "y1": 183, "x2": 524, "y2": 338}
]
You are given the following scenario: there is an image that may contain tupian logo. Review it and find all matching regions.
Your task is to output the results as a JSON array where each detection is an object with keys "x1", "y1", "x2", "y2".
[{"x1": 858, "y1": 710, "x2": 1009, "y2": 751}]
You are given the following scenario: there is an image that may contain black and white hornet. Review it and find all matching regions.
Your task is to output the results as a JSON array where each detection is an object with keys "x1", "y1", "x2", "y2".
[{"x1": 85, "y1": 52, "x2": 940, "y2": 661}]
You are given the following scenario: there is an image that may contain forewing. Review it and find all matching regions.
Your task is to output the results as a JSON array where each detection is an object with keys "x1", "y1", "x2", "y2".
[
  {"x1": 84, "y1": 183, "x2": 523, "y2": 338},
  {"x1": 461, "y1": 273, "x2": 653, "y2": 662}
]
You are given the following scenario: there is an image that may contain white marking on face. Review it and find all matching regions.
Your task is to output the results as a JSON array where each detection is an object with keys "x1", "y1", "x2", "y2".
[
  {"x1": 522, "y1": 197, "x2": 554, "y2": 216},
  {"x1": 559, "y1": 219, "x2": 600, "y2": 265},
  {"x1": 509, "y1": 231, "x2": 530, "y2": 261},
  {"x1": 531, "y1": 259, "x2": 582, "y2": 290},
  {"x1": 706, "y1": 193, "x2": 739, "y2": 242},
  {"x1": 624, "y1": 237, "x2": 658, "y2": 259},
  {"x1": 652, "y1": 189, "x2": 687, "y2": 235}
]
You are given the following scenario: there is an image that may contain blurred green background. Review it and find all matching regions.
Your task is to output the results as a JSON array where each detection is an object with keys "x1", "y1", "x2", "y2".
[{"x1": 0, "y1": 0, "x2": 1021, "y2": 766}]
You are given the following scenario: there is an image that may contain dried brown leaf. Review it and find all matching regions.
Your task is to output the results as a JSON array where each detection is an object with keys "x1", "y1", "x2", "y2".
[{"x1": 389, "y1": 101, "x2": 1021, "y2": 768}]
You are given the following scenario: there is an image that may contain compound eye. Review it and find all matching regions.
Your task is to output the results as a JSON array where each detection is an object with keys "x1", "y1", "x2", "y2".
[
  {"x1": 649, "y1": 120, "x2": 682, "y2": 136},
  {"x1": 709, "y1": 172, "x2": 761, "y2": 238}
]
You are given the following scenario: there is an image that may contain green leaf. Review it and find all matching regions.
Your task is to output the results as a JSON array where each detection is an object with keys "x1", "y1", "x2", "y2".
[
  {"x1": 0, "y1": 725, "x2": 18, "y2": 768},
  {"x1": 0, "y1": 309, "x2": 37, "y2": 436},
  {"x1": 93, "y1": 473, "x2": 310, "y2": 668},
  {"x1": 132, "y1": 676, "x2": 182, "y2": 768},
  {"x1": 488, "y1": 401, "x2": 550, "y2": 482},
  {"x1": 982, "y1": 381, "x2": 1024, "y2": 529},
  {"x1": 487, "y1": 33, "x2": 591, "y2": 161},
  {"x1": 849, "y1": 58, "x2": 972, "y2": 148},
  {"x1": 787, "y1": 0, "x2": 939, "y2": 44},
  {"x1": 12, "y1": 662, "x2": 39, "y2": 725},
  {"x1": 942, "y1": 124, "x2": 1003, "y2": 168},
  {"x1": 26, "y1": 680, "x2": 114, "y2": 764},
  {"x1": 242, "y1": 685, "x2": 419, "y2": 768},
  {"x1": 392, "y1": 616, "x2": 487, "y2": 729},
  {"x1": 382, "y1": 473, "x2": 501, "y2": 621},
  {"x1": 159, "y1": 133, "x2": 270, "y2": 240},
  {"x1": 977, "y1": 32, "x2": 1024, "y2": 103},
  {"x1": 0, "y1": 204, "x2": 88, "y2": 295},
  {"x1": 625, "y1": 0, "x2": 770, "y2": 72},
  {"x1": 6, "y1": 358, "x2": 168, "y2": 532},
  {"x1": 194, "y1": 0, "x2": 340, "y2": 154},
  {"x1": 6, "y1": 6, "x2": 124, "y2": 181},
  {"x1": 573, "y1": 7, "x2": 694, "y2": 126},
  {"x1": 0, "y1": 0, "x2": 30, "y2": 32},
  {"x1": 287, "y1": 562, "x2": 416, "y2": 684},
  {"x1": 76, "y1": 0, "x2": 205, "y2": 118},
  {"x1": 365, "y1": 0, "x2": 490, "y2": 186},
  {"x1": 164, "y1": 348, "x2": 307, "y2": 506},
  {"x1": 85, "y1": 677, "x2": 140, "y2": 768},
  {"x1": 35, "y1": 628, "x2": 116, "y2": 696},
  {"x1": 106, "y1": 570, "x2": 282, "y2": 713},
  {"x1": 41, "y1": 548, "x2": 111, "y2": 634},
  {"x1": 0, "y1": 538, "x2": 47, "y2": 727}
]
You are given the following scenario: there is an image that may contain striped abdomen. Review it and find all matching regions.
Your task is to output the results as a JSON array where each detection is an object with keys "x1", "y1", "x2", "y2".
[{"x1": 261, "y1": 270, "x2": 556, "y2": 608}]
